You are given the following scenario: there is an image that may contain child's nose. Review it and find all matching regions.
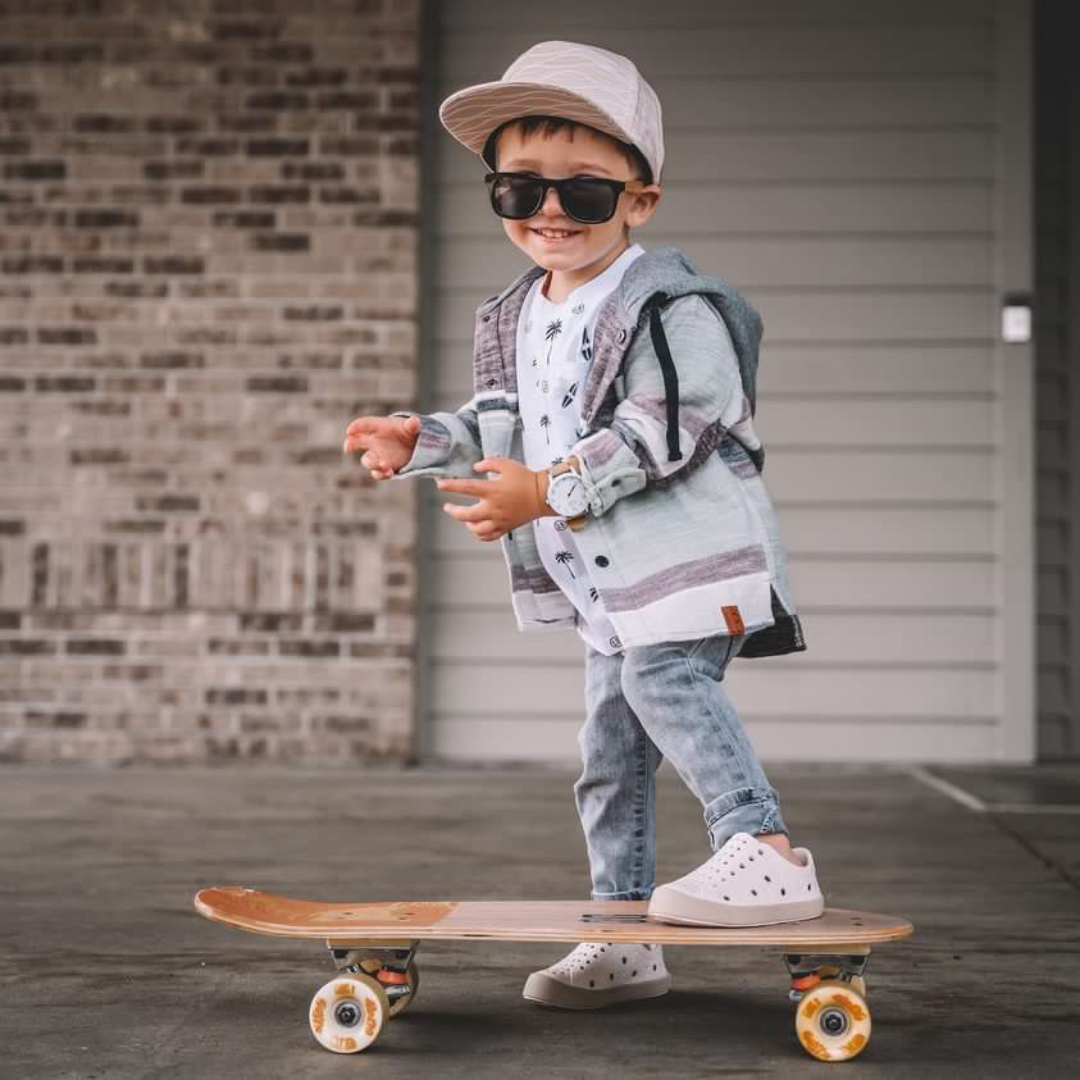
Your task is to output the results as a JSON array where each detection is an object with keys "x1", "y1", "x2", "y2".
[{"x1": 538, "y1": 184, "x2": 567, "y2": 216}]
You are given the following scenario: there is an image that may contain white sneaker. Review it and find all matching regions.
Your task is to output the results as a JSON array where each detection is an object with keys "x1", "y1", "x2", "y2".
[
  {"x1": 522, "y1": 941, "x2": 671, "y2": 1010},
  {"x1": 647, "y1": 832, "x2": 825, "y2": 927}
]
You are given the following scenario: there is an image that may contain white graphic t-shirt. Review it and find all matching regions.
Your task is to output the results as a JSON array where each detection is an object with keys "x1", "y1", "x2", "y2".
[{"x1": 516, "y1": 243, "x2": 646, "y2": 656}]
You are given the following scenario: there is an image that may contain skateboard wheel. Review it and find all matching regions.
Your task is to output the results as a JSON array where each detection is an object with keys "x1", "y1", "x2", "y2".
[
  {"x1": 794, "y1": 983, "x2": 871, "y2": 1062},
  {"x1": 309, "y1": 973, "x2": 389, "y2": 1054}
]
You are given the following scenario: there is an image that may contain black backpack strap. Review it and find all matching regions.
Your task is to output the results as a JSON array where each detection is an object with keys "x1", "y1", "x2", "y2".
[
  {"x1": 646, "y1": 291, "x2": 766, "y2": 476},
  {"x1": 647, "y1": 298, "x2": 683, "y2": 462}
]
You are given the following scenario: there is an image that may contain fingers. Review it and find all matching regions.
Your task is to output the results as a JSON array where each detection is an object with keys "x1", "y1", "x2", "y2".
[
  {"x1": 441, "y1": 497, "x2": 490, "y2": 524},
  {"x1": 439, "y1": 495, "x2": 500, "y2": 539},
  {"x1": 344, "y1": 415, "x2": 397, "y2": 454},
  {"x1": 466, "y1": 520, "x2": 500, "y2": 541},
  {"x1": 344, "y1": 414, "x2": 420, "y2": 456},
  {"x1": 344, "y1": 441, "x2": 394, "y2": 478},
  {"x1": 365, "y1": 448, "x2": 400, "y2": 478},
  {"x1": 435, "y1": 478, "x2": 487, "y2": 496},
  {"x1": 345, "y1": 416, "x2": 377, "y2": 440}
]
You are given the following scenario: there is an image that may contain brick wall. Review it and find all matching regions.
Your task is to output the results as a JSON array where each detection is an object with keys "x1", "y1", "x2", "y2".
[{"x1": 0, "y1": 0, "x2": 423, "y2": 763}]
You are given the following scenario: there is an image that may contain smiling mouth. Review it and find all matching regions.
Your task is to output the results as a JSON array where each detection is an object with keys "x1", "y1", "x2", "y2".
[{"x1": 530, "y1": 227, "x2": 582, "y2": 240}]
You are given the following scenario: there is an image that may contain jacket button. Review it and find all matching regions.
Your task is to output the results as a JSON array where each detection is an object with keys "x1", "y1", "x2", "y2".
[
  {"x1": 617, "y1": 329, "x2": 627, "y2": 342},
  {"x1": 482, "y1": 314, "x2": 491, "y2": 323},
  {"x1": 595, "y1": 555, "x2": 609, "y2": 567},
  {"x1": 487, "y1": 378, "x2": 496, "y2": 387}
]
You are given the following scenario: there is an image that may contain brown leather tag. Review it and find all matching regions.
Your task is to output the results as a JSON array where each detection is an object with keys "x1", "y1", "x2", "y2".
[{"x1": 721, "y1": 605, "x2": 745, "y2": 635}]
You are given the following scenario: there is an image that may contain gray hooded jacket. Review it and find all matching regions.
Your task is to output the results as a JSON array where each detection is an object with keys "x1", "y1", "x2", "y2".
[{"x1": 392, "y1": 245, "x2": 806, "y2": 658}]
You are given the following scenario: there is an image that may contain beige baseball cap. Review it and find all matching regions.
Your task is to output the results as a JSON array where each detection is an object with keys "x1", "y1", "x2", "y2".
[{"x1": 439, "y1": 40, "x2": 665, "y2": 185}]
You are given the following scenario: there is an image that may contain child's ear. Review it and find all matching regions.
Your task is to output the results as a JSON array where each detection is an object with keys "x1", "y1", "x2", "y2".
[{"x1": 627, "y1": 185, "x2": 662, "y2": 228}]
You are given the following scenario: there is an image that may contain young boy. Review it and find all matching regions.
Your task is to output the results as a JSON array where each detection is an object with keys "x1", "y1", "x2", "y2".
[{"x1": 343, "y1": 40, "x2": 822, "y2": 1010}]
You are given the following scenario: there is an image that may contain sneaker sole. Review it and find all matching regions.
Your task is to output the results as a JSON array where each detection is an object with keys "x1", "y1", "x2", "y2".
[
  {"x1": 522, "y1": 971, "x2": 672, "y2": 1010},
  {"x1": 647, "y1": 886, "x2": 825, "y2": 928}
]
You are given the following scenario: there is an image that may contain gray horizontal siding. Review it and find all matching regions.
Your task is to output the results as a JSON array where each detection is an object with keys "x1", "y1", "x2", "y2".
[
  {"x1": 440, "y1": 26, "x2": 994, "y2": 79},
  {"x1": 418, "y1": 0, "x2": 1008, "y2": 763}
]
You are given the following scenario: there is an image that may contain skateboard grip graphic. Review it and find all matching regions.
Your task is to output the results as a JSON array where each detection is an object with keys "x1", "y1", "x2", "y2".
[{"x1": 321, "y1": 901, "x2": 456, "y2": 928}]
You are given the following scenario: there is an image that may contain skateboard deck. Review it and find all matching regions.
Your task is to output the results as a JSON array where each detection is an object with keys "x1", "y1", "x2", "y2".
[
  {"x1": 195, "y1": 886, "x2": 913, "y2": 1063},
  {"x1": 195, "y1": 886, "x2": 910, "y2": 946}
]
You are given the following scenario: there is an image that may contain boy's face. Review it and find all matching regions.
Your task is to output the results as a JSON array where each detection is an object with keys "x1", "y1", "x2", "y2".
[{"x1": 493, "y1": 123, "x2": 662, "y2": 275}]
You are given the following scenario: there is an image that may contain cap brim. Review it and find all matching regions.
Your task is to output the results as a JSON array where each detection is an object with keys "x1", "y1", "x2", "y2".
[{"x1": 439, "y1": 81, "x2": 635, "y2": 165}]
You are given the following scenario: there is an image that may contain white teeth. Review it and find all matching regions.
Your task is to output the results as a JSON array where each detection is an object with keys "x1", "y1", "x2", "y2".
[{"x1": 534, "y1": 229, "x2": 576, "y2": 238}]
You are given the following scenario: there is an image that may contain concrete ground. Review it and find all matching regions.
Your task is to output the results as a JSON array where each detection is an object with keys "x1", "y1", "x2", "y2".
[{"x1": 2, "y1": 761, "x2": 1078, "y2": 1078}]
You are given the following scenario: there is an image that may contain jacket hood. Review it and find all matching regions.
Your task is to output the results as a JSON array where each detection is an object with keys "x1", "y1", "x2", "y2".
[{"x1": 613, "y1": 245, "x2": 764, "y2": 417}]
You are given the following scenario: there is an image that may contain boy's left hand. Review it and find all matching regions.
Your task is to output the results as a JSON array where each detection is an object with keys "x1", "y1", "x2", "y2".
[{"x1": 436, "y1": 458, "x2": 547, "y2": 542}]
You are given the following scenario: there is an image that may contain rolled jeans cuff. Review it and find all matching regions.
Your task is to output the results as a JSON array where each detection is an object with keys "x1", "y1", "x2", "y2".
[
  {"x1": 704, "y1": 786, "x2": 789, "y2": 850},
  {"x1": 591, "y1": 886, "x2": 655, "y2": 902}
]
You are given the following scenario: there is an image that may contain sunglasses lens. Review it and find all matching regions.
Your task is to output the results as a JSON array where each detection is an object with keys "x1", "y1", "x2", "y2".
[
  {"x1": 490, "y1": 175, "x2": 543, "y2": 219},
  {"x1": 561, "y1": 179, "x2": 617, "y2": 223}
]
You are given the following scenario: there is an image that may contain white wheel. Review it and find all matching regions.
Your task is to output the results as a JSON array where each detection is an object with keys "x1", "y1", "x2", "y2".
[
  {"x1": 308, "y1": 973, "x2": 389, "y2": 1054},
  {"x1": 795, "y1": 983, "x2": 871, "y2": 1062}
]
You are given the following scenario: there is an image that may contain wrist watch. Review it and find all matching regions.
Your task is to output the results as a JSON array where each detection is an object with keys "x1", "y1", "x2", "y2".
[{"x1": 545, "y1": 455, "x2": 589, "y2": 530}]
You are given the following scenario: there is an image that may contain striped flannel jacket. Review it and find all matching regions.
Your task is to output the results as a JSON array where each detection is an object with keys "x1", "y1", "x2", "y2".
[{"x1": 391, "y1": 245, "x2": 806, "y2": 658}]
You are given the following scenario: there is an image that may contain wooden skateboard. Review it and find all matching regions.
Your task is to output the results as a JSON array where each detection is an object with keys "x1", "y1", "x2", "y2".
[{"x1": 194, "y1": 886, "x2": 914, "y2": 1063}]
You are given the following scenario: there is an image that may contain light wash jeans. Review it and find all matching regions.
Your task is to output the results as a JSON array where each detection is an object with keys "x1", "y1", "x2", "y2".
[{"x1": 574, "y1": 632, "x2": 789, "y2": 901}]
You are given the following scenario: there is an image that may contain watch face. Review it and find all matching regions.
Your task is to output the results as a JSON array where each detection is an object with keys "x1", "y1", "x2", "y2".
[{"x1": 550, "y1": 473, "x2": 588, "y2": 516}]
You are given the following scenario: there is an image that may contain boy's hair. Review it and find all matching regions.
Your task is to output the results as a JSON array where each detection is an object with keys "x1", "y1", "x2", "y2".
[{"x1": 483, "y1": 115, "x2": 653, "y2": 185}]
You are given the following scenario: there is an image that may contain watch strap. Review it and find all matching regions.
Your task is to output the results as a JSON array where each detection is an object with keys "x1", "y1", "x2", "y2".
[{"x1": 549, "y1": 454, "x2": 582, "y2": 479}]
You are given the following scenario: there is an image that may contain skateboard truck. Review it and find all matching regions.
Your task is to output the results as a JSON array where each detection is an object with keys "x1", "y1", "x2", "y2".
[
  {"x1": 783, "y1": 950, "x2": 870, "y2": 1002},
  {"x1": 329, "y1": 942, "x2": 421, "y2": 1011}
]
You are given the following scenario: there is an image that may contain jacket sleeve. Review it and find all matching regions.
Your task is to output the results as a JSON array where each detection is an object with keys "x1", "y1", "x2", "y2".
[
  {"x1": 569, "y1": 293, "x2": 746, "y2": 517},
  {"x1": 387, "y1": 400, "x2": 485, "y2": 481}
]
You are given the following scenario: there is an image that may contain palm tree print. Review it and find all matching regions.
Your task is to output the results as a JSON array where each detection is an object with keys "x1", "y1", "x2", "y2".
[
  {"x1": 544, "y1": 319, "x2": 562, "y2": 364},
  {"x1": 555, "y1": 550, "x2": 576, "y2": 579},
  {"x1": 588, "y1": 586, "x2": 598, "y2": 602},
  {"x1": 539, "y1": 414, "x2": 551, "y2": 443},
  {"x1": 580, "y1": 326, "x2": 592, "y2": 364},
  {"x1": 561, "y1": 381, "x2": 578, "y2": 409}
]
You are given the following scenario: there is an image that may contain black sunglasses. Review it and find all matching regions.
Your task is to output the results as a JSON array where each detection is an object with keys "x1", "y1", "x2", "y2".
[{"x1": 483, "y1": 170, "x2": 648, "y2": 225}]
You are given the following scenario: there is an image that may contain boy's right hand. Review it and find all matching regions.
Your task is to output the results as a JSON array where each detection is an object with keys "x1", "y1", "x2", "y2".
[{"x1": 343, "y1": 414, "x2": 422, "y2": 480}]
